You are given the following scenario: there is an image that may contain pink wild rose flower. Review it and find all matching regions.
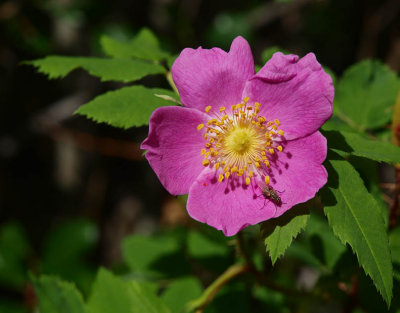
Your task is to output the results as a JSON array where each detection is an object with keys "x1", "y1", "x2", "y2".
[{"x1": 141, "y1": 37, "x2": 334, "y2": 236}]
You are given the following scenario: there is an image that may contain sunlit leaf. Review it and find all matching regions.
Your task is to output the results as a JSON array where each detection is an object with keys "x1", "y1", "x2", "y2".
[
  {"x1": 261, "y1": 204, "x2": 309, "y2": 265},
  {"x1": 324, "y1": 130, "x2": 400, "y2": 164},
  {"x1": 75, "y1": 86, "x2": 177, "y2": 129},
  {"x1": 25, "y1": 56, "x2": 165, "y2": 82},
  {"x1": 322, "y1": 154, "x2": 393, "y2": 305}
]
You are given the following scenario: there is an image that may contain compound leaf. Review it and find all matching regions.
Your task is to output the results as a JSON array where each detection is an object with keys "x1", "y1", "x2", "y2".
[
  {"x1": 25, "y1": 56, "x2": 165, "y2": 82},
  {"x1": 75, "y1": 86, "x2": 177, "y2": 129},
  {"x1": 322, "y1": 154, "x2": 392, "y2": 305}
]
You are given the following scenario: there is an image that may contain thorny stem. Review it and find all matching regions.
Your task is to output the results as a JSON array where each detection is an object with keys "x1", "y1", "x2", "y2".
[{"x1": 390, "y1": 90, "x2": 400, "y2": 229}]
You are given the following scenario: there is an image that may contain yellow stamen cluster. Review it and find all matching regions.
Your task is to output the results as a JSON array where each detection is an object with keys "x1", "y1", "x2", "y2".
[{"x1": 197, "y1": 98, "x2": 285, "y2": 186}]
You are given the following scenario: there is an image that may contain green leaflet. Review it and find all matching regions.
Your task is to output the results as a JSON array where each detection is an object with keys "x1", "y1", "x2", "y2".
[
  {"x1": 333, "y1": 60, "x2": 399, "y2": 131},
  {"x1": 25, "y1": 56, "x2": 165, "y2": 82},
  {"x1": 32, "y1": 275, "x2": 86, "y2": 313},
  {"x1": 122, "y1": 233, "x2": 190, "y2": 278},
  {"x1": 261, "y1": 204, "x2": 309, "y2": 265},
  {"x1": 305, "y1": 213, "x2": 346, "y2": 269},
  {"x1": 322, "y1": 154, "x2": 393, "y2": 306},
  {"x1": 0, "y1": 223, "x2": 30, "y2": 289},
  {"x1": 101, "y1": 28, "x2": 169, "y2": 61},
  {"x1": 324, "y1": 130, "x2": 400, "y2": 164},
  {"x1": 161, "y1": 277, "x2": 203, "y2": 313},
  {"x1": 75, "y1": 86, "x2": 178, "y2": 129},
  {"x1": 87, "y1": 268, "x2": 171, "y2": 313}
]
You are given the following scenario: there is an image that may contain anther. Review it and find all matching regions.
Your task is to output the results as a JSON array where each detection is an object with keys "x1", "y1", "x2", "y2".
[
  {"x1": 278, "y1": 130, "x2": 284, "y2": 136},
  {"x1": 205, "y1": 106, "x2": 212, "y2": 113},
  {"x1": 277, "y1": 145, "x2": 283, "y2": 152},
  {"x1": 215, "y1": 163, "x2": 220, "y2": 170},
  {"x1": 202, "y1": 159, "x2": 210, "y2": 167},
  {"x1": 269, "y1": 148, "x2": 275, "y2": 154},
  {"x1": 243, "y1": 97, "x2": 250, "y2": 103},
  {"x1": 225, "y1": 172, "x2": 230, "y2": 179},
  {"x1": 219, "y1": 106, "x2": 226, "y2": 112},
  {"x1": 265, "y1": 176, "x2": 270, "y2": 185},
  {"x1": 246, "y1": 177, "x2": 251, "y2": 185},
  {"x1": 274, "y1": 119, "x2": 280, "y2": 126},
  {"x1": 197, "y1": 124, "x2": 204, "y2": 131},
  {"x1": 218, "y1": 174, "x2": 224, "y2": 183}
]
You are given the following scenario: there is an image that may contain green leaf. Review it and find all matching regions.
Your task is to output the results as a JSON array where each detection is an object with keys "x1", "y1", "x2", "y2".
[
  {"x1": 32, "y1": 275, "x2": 85, "y2": 313},
  {"x1": 260, "y1": 204, "x2": 310, "y2": 265},
  {"x1": 187, "y1": 231, "x2": 229, "y2": 259},
  {"x1": 87, "y1": 268, "x2": 171, "y2": 313},
  {"x1": 306, "y1": 213, "x2": 346, "y2": 269},
  {"x1": 42, "y1": 219, "x2": 99, "y2": 293},
  {"x1": 101, "y1": 28, "x2": 169, "y2": 61},
  {"x1": 122, "y1": 234, "x2": 189, "y2": 277},
  {"x1": 0, "y1": 223, "x2": 31, "y2": 288},
  {"x1": 334, "y1": 60, "x2": 399, "y2": 131},
  {"x1": 390, "y1": 228, "x2": 400, "y2": 265},
  {"x1": 75, "y1": 86, "x2": 177, "y2": 129},
  {"x1": 321, "y1": 154, "x2": 393, "y2": 305},
  {"x1": 161, "y1": 277, "x2": 202, "y2": 313},
  {"x1": 324, "y1": 130, "x2": 400, "y2": 164},
  {"x1": 25, "y1": 56, "x2": 165, "y2": 82},
  {"x1": 347, "y1": 156, "x2": 389, "y2": 228}
]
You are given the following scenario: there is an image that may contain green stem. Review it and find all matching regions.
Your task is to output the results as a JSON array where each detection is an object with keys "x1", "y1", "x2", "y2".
[{"x1": 185, "y1": 264, "x2": 250, "y2": 313}]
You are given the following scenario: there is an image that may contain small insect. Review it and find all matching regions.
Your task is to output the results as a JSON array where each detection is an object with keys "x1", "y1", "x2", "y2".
[{"x1": 259, "y1": 186, "x2": 284, "y2": 211}]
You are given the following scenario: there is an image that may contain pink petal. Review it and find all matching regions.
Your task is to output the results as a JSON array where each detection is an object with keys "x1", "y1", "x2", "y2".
[
  {"x1": 186, "y1": 132, "x2": 327, "y2": 236},
  {"x1": 141, "y1": 106, "x2": 208, "y2": 195},
  {"x1": 187, "y1": 169, "x2": 276, "y2": 236},
  {"x1": 171, "y1": 36, "x2": 254, "y2": 112},
  {"x1": 266, "y1": 131, "x2": 328, "y2": 218},
  {"x1": 243, "y1": 52, "x2": 334, "y2": 140}
]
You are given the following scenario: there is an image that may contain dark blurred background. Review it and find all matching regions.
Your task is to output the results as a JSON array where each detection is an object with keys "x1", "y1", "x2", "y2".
[{"x1": 0, "y1": 0, "x2": 399, "y2": 307}]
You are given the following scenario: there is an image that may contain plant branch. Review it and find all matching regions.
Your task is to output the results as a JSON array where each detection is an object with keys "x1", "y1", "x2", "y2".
[{"x1": 184, "y1": 264, "x2": 250, "y2": 313}]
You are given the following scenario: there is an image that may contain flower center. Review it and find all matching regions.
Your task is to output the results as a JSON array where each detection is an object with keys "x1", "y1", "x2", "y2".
[
  {"x1": 196, "y1": 97, "x2": 285, "y2": 186},
  {"x1": 224, "y1": 127, "x2": 256, "y2": 155}
]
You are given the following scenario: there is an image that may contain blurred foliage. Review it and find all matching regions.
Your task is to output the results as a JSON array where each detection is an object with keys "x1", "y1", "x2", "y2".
[{"x1": 1, "y1": 0, "x2": 400, "y2": 312}]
